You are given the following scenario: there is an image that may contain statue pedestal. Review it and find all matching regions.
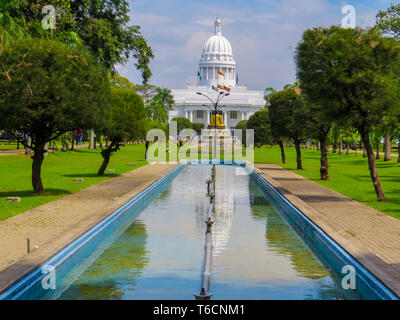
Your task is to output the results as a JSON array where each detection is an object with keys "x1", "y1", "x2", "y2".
[{"x1": 201, "y1": 129, "x2": 231, "y2": 138}]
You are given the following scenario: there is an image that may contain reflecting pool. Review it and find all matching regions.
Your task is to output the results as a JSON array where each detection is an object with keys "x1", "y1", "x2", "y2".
[{"x1": 55, "y1": 165, "x2": 362, "y2": 300}]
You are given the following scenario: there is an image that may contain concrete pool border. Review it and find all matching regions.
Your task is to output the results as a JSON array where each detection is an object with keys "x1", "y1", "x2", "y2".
[{"x1": 251, "y1": 166, "x2": 399, "y2": 300}]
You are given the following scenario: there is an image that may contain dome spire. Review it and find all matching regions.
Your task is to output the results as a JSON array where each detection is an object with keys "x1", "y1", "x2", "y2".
[{"x1": 215, "y1": 18, "x2": 222, "y2": 36}]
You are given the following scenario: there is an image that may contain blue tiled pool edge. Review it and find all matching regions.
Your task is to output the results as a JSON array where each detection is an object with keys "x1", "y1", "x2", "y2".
[
  {"x1": 250, "y1": 167, "x2": 399, "y2": 300},
  {"x1": 0, "y1": 163, "x2": 185, "y2": 300}
]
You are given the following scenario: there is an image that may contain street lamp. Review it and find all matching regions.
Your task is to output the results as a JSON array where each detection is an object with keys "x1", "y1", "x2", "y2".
[{"x1": 196, "y1": 91, "x2": 230, "y2": 161}]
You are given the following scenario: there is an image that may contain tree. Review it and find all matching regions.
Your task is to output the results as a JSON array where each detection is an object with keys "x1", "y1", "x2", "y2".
[
  {"x1": 145, "y1": 97, "x2": 169, "y2": 122},
  {"x1": 6, "y1": 0, "x2": 154, "y2": 82},
  {"x1": 97, "y1": 85, "x2": 146, "y2": 175},
  {"x1": 169, "y1": 117, "x2": 192, "y2": 146},
  {"x1": 377, "y1": 4, "x2": 400, "y2": 39},
  {"x1": 303, "y1": 100, "x2": 332, "y2": 180},
  {"x1": 141, "y1": 118, "x2": 167, "y2": 159},
  {"x1": 264, "y1": 87, "x2": 276, "y2": 106},
  {"x1": 235, "y1": 120, "x2": 248, "y2": 146},
  {"x1": 269, "y1": 88, "x2": 309, "y2": 169},
  {"x1": 0, "y1": 0, "x2": 26, "y2": 43},
  {"x1": 247, "y1": 111, "x2": 273, "y2": 148},
  {"x1": 154, "y1": 88, "x2": 175, "y2": 110},
  {"x1": 170, "y1": 117, "x2": 192, "y2": 134},
  {"x1": 135, "y1": 84, "x2": 157, "y2": 100},
  {"x1": 296, "y1": 26, "x2": 400, "y2": 201},
  {"x1": 0, "y1": 37, "x2": 110, "y2": 193},
  {"x1": 192, "y1": 123, "x2": 205, "y2": 135}
]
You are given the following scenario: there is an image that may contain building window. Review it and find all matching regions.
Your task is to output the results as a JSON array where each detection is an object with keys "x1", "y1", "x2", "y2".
[
  {"x1": 230, "y1": 111, "x2": 237, "y2": 119},
  {"x1": 196, "y1": 110, "x2": 203, "y2": 119}
]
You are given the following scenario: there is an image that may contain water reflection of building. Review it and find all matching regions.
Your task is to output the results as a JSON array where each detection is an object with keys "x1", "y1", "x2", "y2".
[{"x1": 212, "y1": 167, "x2": 235, "y2": 256}]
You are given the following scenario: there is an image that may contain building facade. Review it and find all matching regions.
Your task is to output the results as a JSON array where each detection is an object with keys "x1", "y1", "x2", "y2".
[{"x1": 168, "y1": 18, "x2": 265, "y2": 134}]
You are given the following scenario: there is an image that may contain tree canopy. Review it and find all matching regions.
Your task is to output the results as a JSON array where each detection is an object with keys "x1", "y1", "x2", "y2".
[
  {"x1": 247, "y1": 110, "x2": 273, "y2": 148},
  {"x1": 296, "y1": 26, "x2": 400, "y2": 200},
  {"x1": 377, "y1": 3, "x2": 400, "y2": 39},
  {"x1": 0, "y1": 37, "x2": 110, "y2": 192},
  {"x1": 97, "y1": 84, "x2": 146, "y2": 175},
  {"x1": 3, "y1": 0, "x2": 154, "y2": 82},
  {"x1": 268, "y1": 88, "x2": 309, "y2": 169}
]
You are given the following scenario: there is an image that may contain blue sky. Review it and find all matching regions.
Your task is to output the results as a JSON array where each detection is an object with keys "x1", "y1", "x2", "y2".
[{"x1": 122, "y1": 0, "x2": 395, "y2": 91}]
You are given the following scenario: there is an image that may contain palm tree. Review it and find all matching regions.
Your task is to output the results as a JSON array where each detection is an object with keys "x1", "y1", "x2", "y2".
[
  {"x1": 154, "y1": 88, "x2": 175, "y2": 110},
  {"x1": 264, "y1": 87, "x2": 276, "y2": 106}
]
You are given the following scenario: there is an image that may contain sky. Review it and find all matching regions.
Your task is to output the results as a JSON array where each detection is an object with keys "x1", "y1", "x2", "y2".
[{"x1": 122, "y1": 0, "x2": 396, "y2": 91}]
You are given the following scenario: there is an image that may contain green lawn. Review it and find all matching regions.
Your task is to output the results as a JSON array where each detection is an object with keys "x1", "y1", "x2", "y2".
[
  {"x1": 255, "y1": 146, "x2": 400, "y2": 220},
  {"x1": 0, "y1": 144, "x2": 147, "y2": 221},
  {"x1": 0, "y1": 142, "x2": 19, "y2": 150},
  {"x1": 1, "y1": 143, "x2": 399, "y2": 222}
]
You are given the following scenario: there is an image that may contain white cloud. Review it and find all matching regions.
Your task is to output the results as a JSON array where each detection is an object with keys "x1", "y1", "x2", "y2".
[{"x1": 125, "y1": 0, "x2": 393, "y2": 90}]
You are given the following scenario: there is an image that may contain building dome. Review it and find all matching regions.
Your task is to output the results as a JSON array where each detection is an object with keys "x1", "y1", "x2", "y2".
[
  {"x1": 198, "y1": 18, "x2": 236, "y2": 88},
  {"x1": 200, "y1": 35, "x2": 234, "y2": 63}
]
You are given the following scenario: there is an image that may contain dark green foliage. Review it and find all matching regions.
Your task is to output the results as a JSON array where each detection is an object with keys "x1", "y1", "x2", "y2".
[
  {"x1": 145, "y1": 87, "x2": 175, "y2": 122},
  {"x1": 247, "y1": 111, "x2": 273, "y2": 147},
  {"x1": 0, "y1": 37, "x2": 110, "y2": 192},
  {"x1": 170, "y1": 117, "x2": 193, "y2": 135},
  {"x1": 97, "y1": 84, "x2": 146, "y2": 175},
  {"x1": 4, "y1": 0, "x2": 154, "y2": 81},
  {"x1": 234, "y1": 120, "x2": 248, "y2": 145},
  {"x1": 296, "y1": 26, "x2": 400, "y2": 200},
  {"x1": 192, "y1": 123, "x2": 205, "y2": 135},
  {"x1": 268, "y1": 88, "x2": 309, "y2": 169},
  {"x1": 377, "y1": 4, "x2": 400, "y2": 39}
]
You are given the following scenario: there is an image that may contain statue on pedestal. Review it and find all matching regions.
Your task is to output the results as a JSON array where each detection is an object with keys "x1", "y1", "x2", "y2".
[{"x1": 208, "y1": 114, "x2": 226, "y2": 129}]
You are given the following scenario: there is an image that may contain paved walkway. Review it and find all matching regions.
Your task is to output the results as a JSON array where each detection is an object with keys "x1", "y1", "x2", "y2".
[
  {"x1": 0, "y1": 163, "x2": 177, "y2": 293},
  {"x1": 254, "y1": 163, "x2": 400, "y2": 298}
]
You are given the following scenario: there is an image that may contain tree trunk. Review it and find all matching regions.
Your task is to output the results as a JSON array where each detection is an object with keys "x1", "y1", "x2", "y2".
[
  {"x1": 89, "y1": 129, "x2": 95, "y2": 150},
  {"x1": 25, "y1": 136, "x2": 32, "y2": 156},
  {"x1": 359, "y1": 123, "x2": 386, "y2": 201},
  {"x1": 98, "y1": 149, "x2": 111, "y2": 175},
  {"x1": 145, "y1": 141, "x2": 149, "y2": 160},
  {"x1": 31, "y1": 142, "x2": 46, "y2": 194},
  {"x1": 363, "y1": 148, "x2": 367, "y2": 158},
  {"x1": 71, "y1": 131, "x2": 75, "y2": 151},
  {"x1": 338, "y1": 138, "x2": 343, "y2": 154},
  {"x1": 294, "y1": 138, "x2": 303, "y2": 170},
  {"x1": 376, "y1": 141, "x2": 380, "y2": 160},
  {"x1": 278, "y1": 140, "x2": 286, "y2": 164},
  {"x1": 384, "y1": 133, "x2": 391, "y2": 161},
  {"x1": 346, "y1": 145, "x2": 349, "y2": 155},
  {"x1": 320, "y1": 135, "x2": 329, "y2": 180},
  {"x1": 332, "y1": 143, "x2": 337, "y2": 153},
  {"x1": 398, "y1": 140, "x2": 400, "y2": 163}
]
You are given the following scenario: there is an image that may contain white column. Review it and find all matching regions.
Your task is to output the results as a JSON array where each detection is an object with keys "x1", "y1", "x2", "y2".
[
  {"x1": 223, "y1": 111, "x2": 227, "y2": 127},
  {"x1": 189, "y1": 110, "x2": 193, "y2": 122},
  {"x1": 207, "y1": 111, "x2": 211, "y2": 126}
]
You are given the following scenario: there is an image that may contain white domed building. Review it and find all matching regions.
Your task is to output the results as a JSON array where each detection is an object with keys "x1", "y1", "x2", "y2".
[{"x1": 168, "y1": 18, "x2": 265, "y2": 134}]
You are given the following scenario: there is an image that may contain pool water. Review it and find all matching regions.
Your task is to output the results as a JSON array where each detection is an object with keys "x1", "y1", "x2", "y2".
[{"x1": 54, "y1": 165, "x2": 362, "y2": 300}]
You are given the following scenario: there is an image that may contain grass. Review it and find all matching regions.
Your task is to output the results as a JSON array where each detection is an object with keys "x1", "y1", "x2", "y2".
[
  {"x1": 1, "y1": 142, "x2": 399, "y2": 222},
  {"x1": 0, "y1": 142, "x2": 19, "y2": 150},
  {"x1": 255, "y1": 146, "x2": 400, "y2": 220},
  {"x1": 0, "y1": 144, "x2": 147, "y2": 221}
]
